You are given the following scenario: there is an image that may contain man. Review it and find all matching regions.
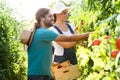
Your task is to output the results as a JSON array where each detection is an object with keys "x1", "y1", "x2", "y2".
[{"x1": 28, "y1": 8, "x2": 89, "y2": 80}]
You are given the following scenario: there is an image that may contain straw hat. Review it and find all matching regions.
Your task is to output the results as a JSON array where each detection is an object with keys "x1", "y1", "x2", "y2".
[{"x1": 52, "y1": 2, "x2": 71, "y2": 14}]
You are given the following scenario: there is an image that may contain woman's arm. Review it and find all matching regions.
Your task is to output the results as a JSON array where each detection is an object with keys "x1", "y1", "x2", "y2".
[{"x1": 55, "y1": 41, "x2": 77, "y2": 48}]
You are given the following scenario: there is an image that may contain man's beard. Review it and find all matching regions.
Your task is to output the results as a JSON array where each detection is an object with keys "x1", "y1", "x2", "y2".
[{"x1": 44, "y1": 20, "x2": 53, "y2": 28}]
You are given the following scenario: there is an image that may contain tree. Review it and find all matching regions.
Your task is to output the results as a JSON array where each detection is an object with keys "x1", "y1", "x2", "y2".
[{"x1": 0, "y1": 0, "x2": 27, "y2": 80}]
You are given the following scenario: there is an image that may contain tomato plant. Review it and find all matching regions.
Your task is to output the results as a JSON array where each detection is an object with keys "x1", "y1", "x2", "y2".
[{"x1": 68, "y1": 0, "x2": 120, "y2": 79}]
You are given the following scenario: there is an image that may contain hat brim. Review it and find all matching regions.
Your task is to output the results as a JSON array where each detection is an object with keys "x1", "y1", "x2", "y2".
[
  {"x1": 63, "y1": 7, "x2": 71, "y2": 13},
  {"x1": 53, "y1": 7, "x2": 71, "y2": 14}
]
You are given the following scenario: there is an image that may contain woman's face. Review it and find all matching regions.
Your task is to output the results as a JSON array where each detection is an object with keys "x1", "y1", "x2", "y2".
[{"x1": 57, "y1": 9, "x2": 68, "y2": 21}]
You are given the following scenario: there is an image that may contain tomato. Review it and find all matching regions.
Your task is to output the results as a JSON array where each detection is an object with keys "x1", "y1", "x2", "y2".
[
  {"x1": 80, "y1": 20, "x2": 84, "y2": 25},
  {"x1": 104, "y1": 36, "x2": 110, "y2": 39},
  {"x1": 116, "y1": 37, "x2": 120, "y2": 50},
  {"x1": 75, "y1": 26, "x2": 78, "y2": 30},
  {"x1": 92, "y1": 39, "x2": 101, "y2": 46},
  {"x1": 80, "y1": 22, "x2": 84, "y2": 26},
  {"x1": 111, "y1": 50, "x2": 119, "y2": 58}
]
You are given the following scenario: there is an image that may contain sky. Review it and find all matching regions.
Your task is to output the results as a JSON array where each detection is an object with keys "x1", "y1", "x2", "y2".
[{"x1": 6, "y1": 0, "x2": 56, "y2": 20}]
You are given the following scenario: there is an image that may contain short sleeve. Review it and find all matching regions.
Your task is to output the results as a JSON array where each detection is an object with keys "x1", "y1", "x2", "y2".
[
  {"x1": 37, "y1": 28, "x2": 58, "y2": 41},
  {"x1": 49, "y1": 26, "x2": 59, "y2": 34}
]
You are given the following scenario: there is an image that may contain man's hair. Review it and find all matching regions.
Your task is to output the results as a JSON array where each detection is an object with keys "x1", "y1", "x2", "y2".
[{"x1": 35, "y1": 8, "x2": 50, "y2": 27}]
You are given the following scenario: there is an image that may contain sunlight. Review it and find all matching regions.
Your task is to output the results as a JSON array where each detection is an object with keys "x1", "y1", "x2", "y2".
[
  {"x1": 7, "y1": 0, "x2": 71, "y2": 20},
  {"x1": 7, "y1": 0, "x2": 56, "y2": 19}
]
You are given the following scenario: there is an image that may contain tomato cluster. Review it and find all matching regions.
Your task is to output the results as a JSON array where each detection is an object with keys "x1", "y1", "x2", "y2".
[{"x1": 91, "y1": 36, "x2": 120, "y2": 58}]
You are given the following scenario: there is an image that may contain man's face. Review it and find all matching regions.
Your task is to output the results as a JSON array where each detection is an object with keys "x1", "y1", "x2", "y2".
[{"x1": 43, "y1": 11, "x2": 54, "y2": 28}]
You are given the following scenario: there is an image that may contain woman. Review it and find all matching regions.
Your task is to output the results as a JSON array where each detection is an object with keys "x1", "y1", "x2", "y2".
[{"x1": 49, "y1": 2, "x2": 77, "y2": 65}]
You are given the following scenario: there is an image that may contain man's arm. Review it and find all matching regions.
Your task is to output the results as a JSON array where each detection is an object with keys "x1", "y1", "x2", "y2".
[{"x1": 54, "y1": 32, "x2": 90, "y2": 42}]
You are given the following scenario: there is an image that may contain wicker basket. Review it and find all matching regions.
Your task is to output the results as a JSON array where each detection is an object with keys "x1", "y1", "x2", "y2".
[{"x1": 51, "y1": 60, "x2": 80, "y2": 80}]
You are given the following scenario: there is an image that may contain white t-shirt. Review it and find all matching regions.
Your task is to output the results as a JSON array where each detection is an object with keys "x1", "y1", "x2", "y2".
[{"x1": 49, "y1": 23, "x2": 75, "y2": 56}]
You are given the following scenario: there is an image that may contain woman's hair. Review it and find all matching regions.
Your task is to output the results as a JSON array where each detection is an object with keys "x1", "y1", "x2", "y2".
[
  {"x1": 34, "y1": 8, "x2": 50, "y2": 27},
  {"x1": 53, "y1": 14, "x2": 57, "y2": 23}
]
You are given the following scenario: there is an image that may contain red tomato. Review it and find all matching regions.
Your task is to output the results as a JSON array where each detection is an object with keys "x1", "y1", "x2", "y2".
[
  {"x1": 104, "y1": 36, "x2": 110, "y2": 39},
  {"x1": 111, "y1": 50, "x2": 119, "y2": 58},
  {"x1": 92, "y1": 39, "x2": 101, "y2": 46},
  {"x1": 116, "y1": 37, "x2": 120, "y2": 50}
]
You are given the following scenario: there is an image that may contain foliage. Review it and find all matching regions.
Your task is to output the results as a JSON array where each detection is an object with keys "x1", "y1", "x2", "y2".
[
  {"x1": 0, "y1": 0, "x2": 27, "y2": 80},
  {"x1": 68, "y1": 0, "x2": 120, "y2": 80}
]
